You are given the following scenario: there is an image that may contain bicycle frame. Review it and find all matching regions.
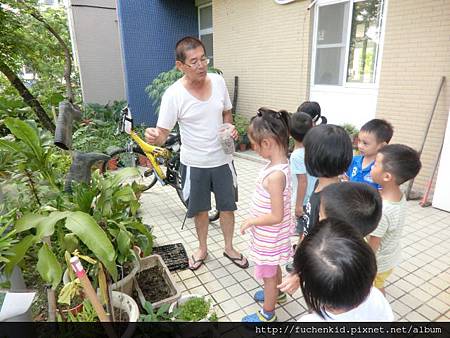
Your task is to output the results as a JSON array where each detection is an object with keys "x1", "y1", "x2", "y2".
[{"x1": 121, "y1": 107, "x2": 172, "y2": 185}]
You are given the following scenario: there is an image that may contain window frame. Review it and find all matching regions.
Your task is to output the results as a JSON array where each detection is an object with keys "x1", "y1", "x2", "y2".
[
  {"x1": 198, "y1": 3, "x2": 213, "y2": 63},
  {"x1": 310, "y1": 0, "x2": 386, "y2": 90}
]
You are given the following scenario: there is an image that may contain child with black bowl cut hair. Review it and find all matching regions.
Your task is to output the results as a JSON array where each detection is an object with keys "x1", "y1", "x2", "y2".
[
  {"x1": 319, "y1": 182, "x2": 382, "y2": 237},
  {"x1": 295, "y1": 218, "x2": 394, "y2": 322},
  {"x1": 301, "y1": 124, "x2": 353, "y2": 237},
  {"x1": 285, "y1": 124, "x2": 352, "y2": 273}
]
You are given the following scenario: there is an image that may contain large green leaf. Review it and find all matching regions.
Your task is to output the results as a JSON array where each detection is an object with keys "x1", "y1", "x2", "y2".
[
  {"x1": 4, "y1": 117, "x2": 43, "y2": 161},
  {"x1": 35, "y1": 211, "x2": 69, "y2": 239},
  {"x1": 64, "y1": 211, "x2": 117, "y2": 280},
  {"x1": 117, "y1": 229, "x2": 131, "y2": 256},
  {"x1": 4, "y1": 235, "x2": 36, "y2": 275},
  {"x1": 36, "y1": 243, "x2": 62, "y2": 290},
  {"x1": 0, "y1": 139, "x2": 23, "y2": 153},
  {"x1": 15, "y1": 213, "x2": 47, "y2": 232},
  {"x1": 15, "y1": 212, "x2": 69, "y2": 239},
  {"x1": 110, "y1": 167, "x2": 139, "y2": 187}
]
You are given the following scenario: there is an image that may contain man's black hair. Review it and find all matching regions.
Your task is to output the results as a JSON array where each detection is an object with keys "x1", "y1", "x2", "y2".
[
  {"x1": 379, "y1": 144, "x2": 421, "y2": 185},
  {"x1": 290, "y1": 112, "x2": 313, "y2": 143},
  {"x1": 175, "y1": 36, "x2": 206, "y2": 62},
  {"x1": 360, "y1": 119, "x2": 394, "y2": 144},
  {"x1": 294, "y1": 218, "x2": 377, "y2": 319},
  {"x1": 304, "y1": 124, "x2": 353, "y2": 178},
  {"x1": 321, "y1": 182, "x2": 382, "y2": 236}
]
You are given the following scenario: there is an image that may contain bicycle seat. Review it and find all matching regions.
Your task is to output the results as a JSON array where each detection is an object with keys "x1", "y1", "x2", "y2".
[{"x1": 165, "y1": 133, "x2": 180, "y2": 147}]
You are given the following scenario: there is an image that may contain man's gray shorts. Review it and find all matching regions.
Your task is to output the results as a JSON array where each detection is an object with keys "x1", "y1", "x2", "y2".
[{"x1": 180, "y1": 162, "x2": 238, "y2": 218}]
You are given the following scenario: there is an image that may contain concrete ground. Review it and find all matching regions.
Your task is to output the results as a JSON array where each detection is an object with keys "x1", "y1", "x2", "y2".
[{"x1": 140, "y1": 154, "x2": 449, "y2": 322}]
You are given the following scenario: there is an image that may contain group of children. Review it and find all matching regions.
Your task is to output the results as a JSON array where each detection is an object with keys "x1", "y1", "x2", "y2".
[{"x1": 240, "y1": 102, "x2": 422, "y2": 322}]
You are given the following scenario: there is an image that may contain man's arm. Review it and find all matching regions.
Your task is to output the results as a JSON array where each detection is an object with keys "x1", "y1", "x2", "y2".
[{"x1": 144, "y1": 126, "x2": 170, "y2": 146}]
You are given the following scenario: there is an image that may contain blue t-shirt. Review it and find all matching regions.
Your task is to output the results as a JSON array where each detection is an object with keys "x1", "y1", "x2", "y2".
[
  {"x1": 346, "y1": 155, "x2": 380, "y2": 190},
  {"x1": 290, "y1": 148, "x2": 318, "y2": 206}
]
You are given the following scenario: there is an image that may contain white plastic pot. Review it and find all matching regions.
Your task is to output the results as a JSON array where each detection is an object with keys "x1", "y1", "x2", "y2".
[{"x1": 112, "y1": 291, "x2": 139, "y2": 322}]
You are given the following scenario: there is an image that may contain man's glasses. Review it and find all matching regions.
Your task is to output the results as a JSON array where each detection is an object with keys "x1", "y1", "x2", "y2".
[{"x1": 182, "y1": 58, "x2": 210, "y2": 68}]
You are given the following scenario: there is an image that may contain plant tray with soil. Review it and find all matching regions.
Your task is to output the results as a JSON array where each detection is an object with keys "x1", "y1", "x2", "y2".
[
  {"x1": 133, "y1": 254, "x2": 181, "y2": 309},
  {"x1": 152, "y1": 243, "x2": 189, "y2": 272}
]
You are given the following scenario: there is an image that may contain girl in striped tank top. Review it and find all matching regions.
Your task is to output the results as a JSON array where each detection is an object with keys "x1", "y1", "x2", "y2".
[{"x1": 240, "y1": 108, "x2": 293, "y2": 322}]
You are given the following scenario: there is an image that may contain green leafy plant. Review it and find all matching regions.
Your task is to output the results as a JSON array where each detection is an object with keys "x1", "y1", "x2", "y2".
[
  {"x1": 146, "y1": 66, "x2": 223, "y2": 114},
  {"x1": 140, "y1": 302, "x2": 176, "y2": 322},
  {"x1": 58, "y1": 299, "x2": 99, "y2": 322},
  {"x1": 0, "y1": 208, "x2": 18, "y2": 268},
  {"x1": 176, "y1": 297, "x2": 211, "y2": 322},
  {"x1": 234, "y1": 114, "x2": 250, "y2": 145},
  {"x1": 341, "y1": 123, "x2": 359, "y2": 138}
]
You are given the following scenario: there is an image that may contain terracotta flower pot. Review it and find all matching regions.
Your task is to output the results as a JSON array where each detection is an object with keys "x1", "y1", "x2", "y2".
[
  {"x1": 138, "y1": 155, "x2": 151, "y2": 167},
  {"x1": 107, "y1": 158, "x2": 118, "y2": 170},
  {"x1": 239, "y1": 143, "x2": 247, "y2": 151}
]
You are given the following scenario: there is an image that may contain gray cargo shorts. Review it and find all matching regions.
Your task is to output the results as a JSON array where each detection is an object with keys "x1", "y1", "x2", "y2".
[{"x1": 180, "y1": 162, "x2": 238, "y2": 218}]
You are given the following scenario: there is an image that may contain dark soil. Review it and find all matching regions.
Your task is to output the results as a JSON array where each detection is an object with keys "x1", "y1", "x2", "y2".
[
  {"x1": 136, "y1": 266, "x2": 172, "y2": 303},
  {"x1": 113, "y1": 306, "x2": 129, "y2": 322}
]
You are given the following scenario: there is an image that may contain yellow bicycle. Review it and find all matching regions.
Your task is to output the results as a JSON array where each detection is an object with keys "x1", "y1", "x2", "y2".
[{"x1": 102, "y1": 107, "x2": 220, "y2": 222}]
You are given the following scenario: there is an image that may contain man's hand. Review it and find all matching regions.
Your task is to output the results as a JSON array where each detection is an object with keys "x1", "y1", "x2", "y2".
[
  {"x1": 278, "y1": 273, "x2": 300, "y2": 295},
  {"x1": 230, "y1": 124, "x2": 238, "y2": 140},
  {"x1": 145, "y1": 128, "x2": 160, "y2": 145},
  {"x1": 240, "y1": 219, "x2": 253, "y2": 235}
]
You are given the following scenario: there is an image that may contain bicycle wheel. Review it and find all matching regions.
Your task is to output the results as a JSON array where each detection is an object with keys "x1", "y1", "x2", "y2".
[{"x1": 101, "y1": 147, "x2": 157, "y2": 191}]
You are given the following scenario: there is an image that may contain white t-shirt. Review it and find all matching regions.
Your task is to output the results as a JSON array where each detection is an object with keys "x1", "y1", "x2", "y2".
[
  {"x1": 370, "y1": 195, "x2": 407, "y2": 273},
  {"x1": 157, "y1": 73, "x2": 233, "y2": 168},
  {"x1": 299, "y1": 287, "x2": 394, "y2": 322}
]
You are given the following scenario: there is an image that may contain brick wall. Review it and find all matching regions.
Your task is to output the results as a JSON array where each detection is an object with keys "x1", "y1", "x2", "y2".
[
  {"x1": 213, "y1": 0, "x2": 311, "y2": 117},
  {"x1": 376, "y1": 0, "x2": 450, "y2": 194}
]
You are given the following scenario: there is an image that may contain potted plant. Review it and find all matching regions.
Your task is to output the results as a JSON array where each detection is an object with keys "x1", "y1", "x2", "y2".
[
  {"x1": 168, "y1": 294, "x2": 215, "y2": 322},
  {"x1": 133, "y1": 254, "x2": 181, "y2": 309},
  {"x1": 341, "y1": 123, "x2": 359, "y2": 150},
  {"x1": 0, "y1": 118, "x2": 152, "y2": 318},
  {"x1": 58, "y1": 292, "x2": 139, "y2": 322},
  {"x1": 234, "y1": 113, "x2": 250, "y2": 151}
]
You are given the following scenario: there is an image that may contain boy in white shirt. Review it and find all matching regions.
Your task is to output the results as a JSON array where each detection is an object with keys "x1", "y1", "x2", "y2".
[{"x1": 368, "y1": 144, "x2": 421, "y2": 294}]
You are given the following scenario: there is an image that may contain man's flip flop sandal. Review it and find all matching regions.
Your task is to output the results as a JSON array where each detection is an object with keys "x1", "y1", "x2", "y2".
[
  {"x1": 189, "y1": 253, "x2": 207, "y2": 271},
  {"x1": 223, "y1": 252, "x2": 249, "y2": 269}
]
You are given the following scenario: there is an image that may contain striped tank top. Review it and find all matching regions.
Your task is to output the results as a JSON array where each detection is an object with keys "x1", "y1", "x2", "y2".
[{"x1": 248, "y1": 162, "x2": 293, "y2": 266}]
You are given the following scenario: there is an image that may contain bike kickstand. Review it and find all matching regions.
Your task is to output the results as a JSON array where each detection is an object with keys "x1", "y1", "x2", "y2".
[{"x1": 181, "y1": 212, "x2": 188, "y2": 230}]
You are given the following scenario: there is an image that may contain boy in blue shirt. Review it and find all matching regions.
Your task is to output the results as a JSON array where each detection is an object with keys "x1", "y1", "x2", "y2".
[
  {"x1": 346, "y1": 119, "x2": 393, "y2": 189},
  {"x1": 290, "y1": 112, "x2": 317, "y2": 236}
]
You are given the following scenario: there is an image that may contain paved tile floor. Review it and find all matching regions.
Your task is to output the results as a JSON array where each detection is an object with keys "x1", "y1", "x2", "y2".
[{"x1": 140, "y1": 154, "x2": 449, "y2": 322}]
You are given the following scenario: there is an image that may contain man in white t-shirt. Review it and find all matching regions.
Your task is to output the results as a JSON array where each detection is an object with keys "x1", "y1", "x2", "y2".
[{"x1": 145, "y1": 36, "x2": 248, "y2": 271}]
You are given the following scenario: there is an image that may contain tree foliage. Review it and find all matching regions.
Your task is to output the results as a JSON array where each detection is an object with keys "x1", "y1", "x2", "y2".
[{"x1": 0, "y1": 0, "x2": 80, "y2": 133}]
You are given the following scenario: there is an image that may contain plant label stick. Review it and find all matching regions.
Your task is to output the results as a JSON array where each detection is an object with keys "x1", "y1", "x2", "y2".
[{"x1": 70, "y1": 256, "x2": 110, "y2": 322}]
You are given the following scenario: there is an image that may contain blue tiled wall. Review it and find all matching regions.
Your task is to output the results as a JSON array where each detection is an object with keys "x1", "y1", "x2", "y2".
[{"x1": 117, "y1": 0, "x2": 198, "y2": 126}]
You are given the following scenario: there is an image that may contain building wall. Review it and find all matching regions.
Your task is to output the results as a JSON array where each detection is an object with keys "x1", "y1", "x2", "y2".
[
  {"x1": 213, "y1": 0, "x2": 312, "y2": 117},
  {"x1": 376, "y1": 0, "x2": 450, "y2": 193},
  {"x1": 68, "y1": 0, "x2": 125, "y2": 104},
  {"x1": 117, "y1": 0, "x2": 198, "y2": 126}
]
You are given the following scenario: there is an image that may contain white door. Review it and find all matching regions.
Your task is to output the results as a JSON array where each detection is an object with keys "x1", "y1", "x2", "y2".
[{"x1": 432, "y1": 109, "x2": 450, "y2": 212}]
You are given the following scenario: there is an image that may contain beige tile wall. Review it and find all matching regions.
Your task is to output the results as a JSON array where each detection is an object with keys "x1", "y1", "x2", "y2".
[
  {"x1": 376, "y1": 0, "x2": 450, "y2": 193},
  {"x1": 213, "y1": 0, "x2": 312, "y2": 116},
  {"x1": 213, "y1": 0, "x2": 450, "y2": 195}
]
